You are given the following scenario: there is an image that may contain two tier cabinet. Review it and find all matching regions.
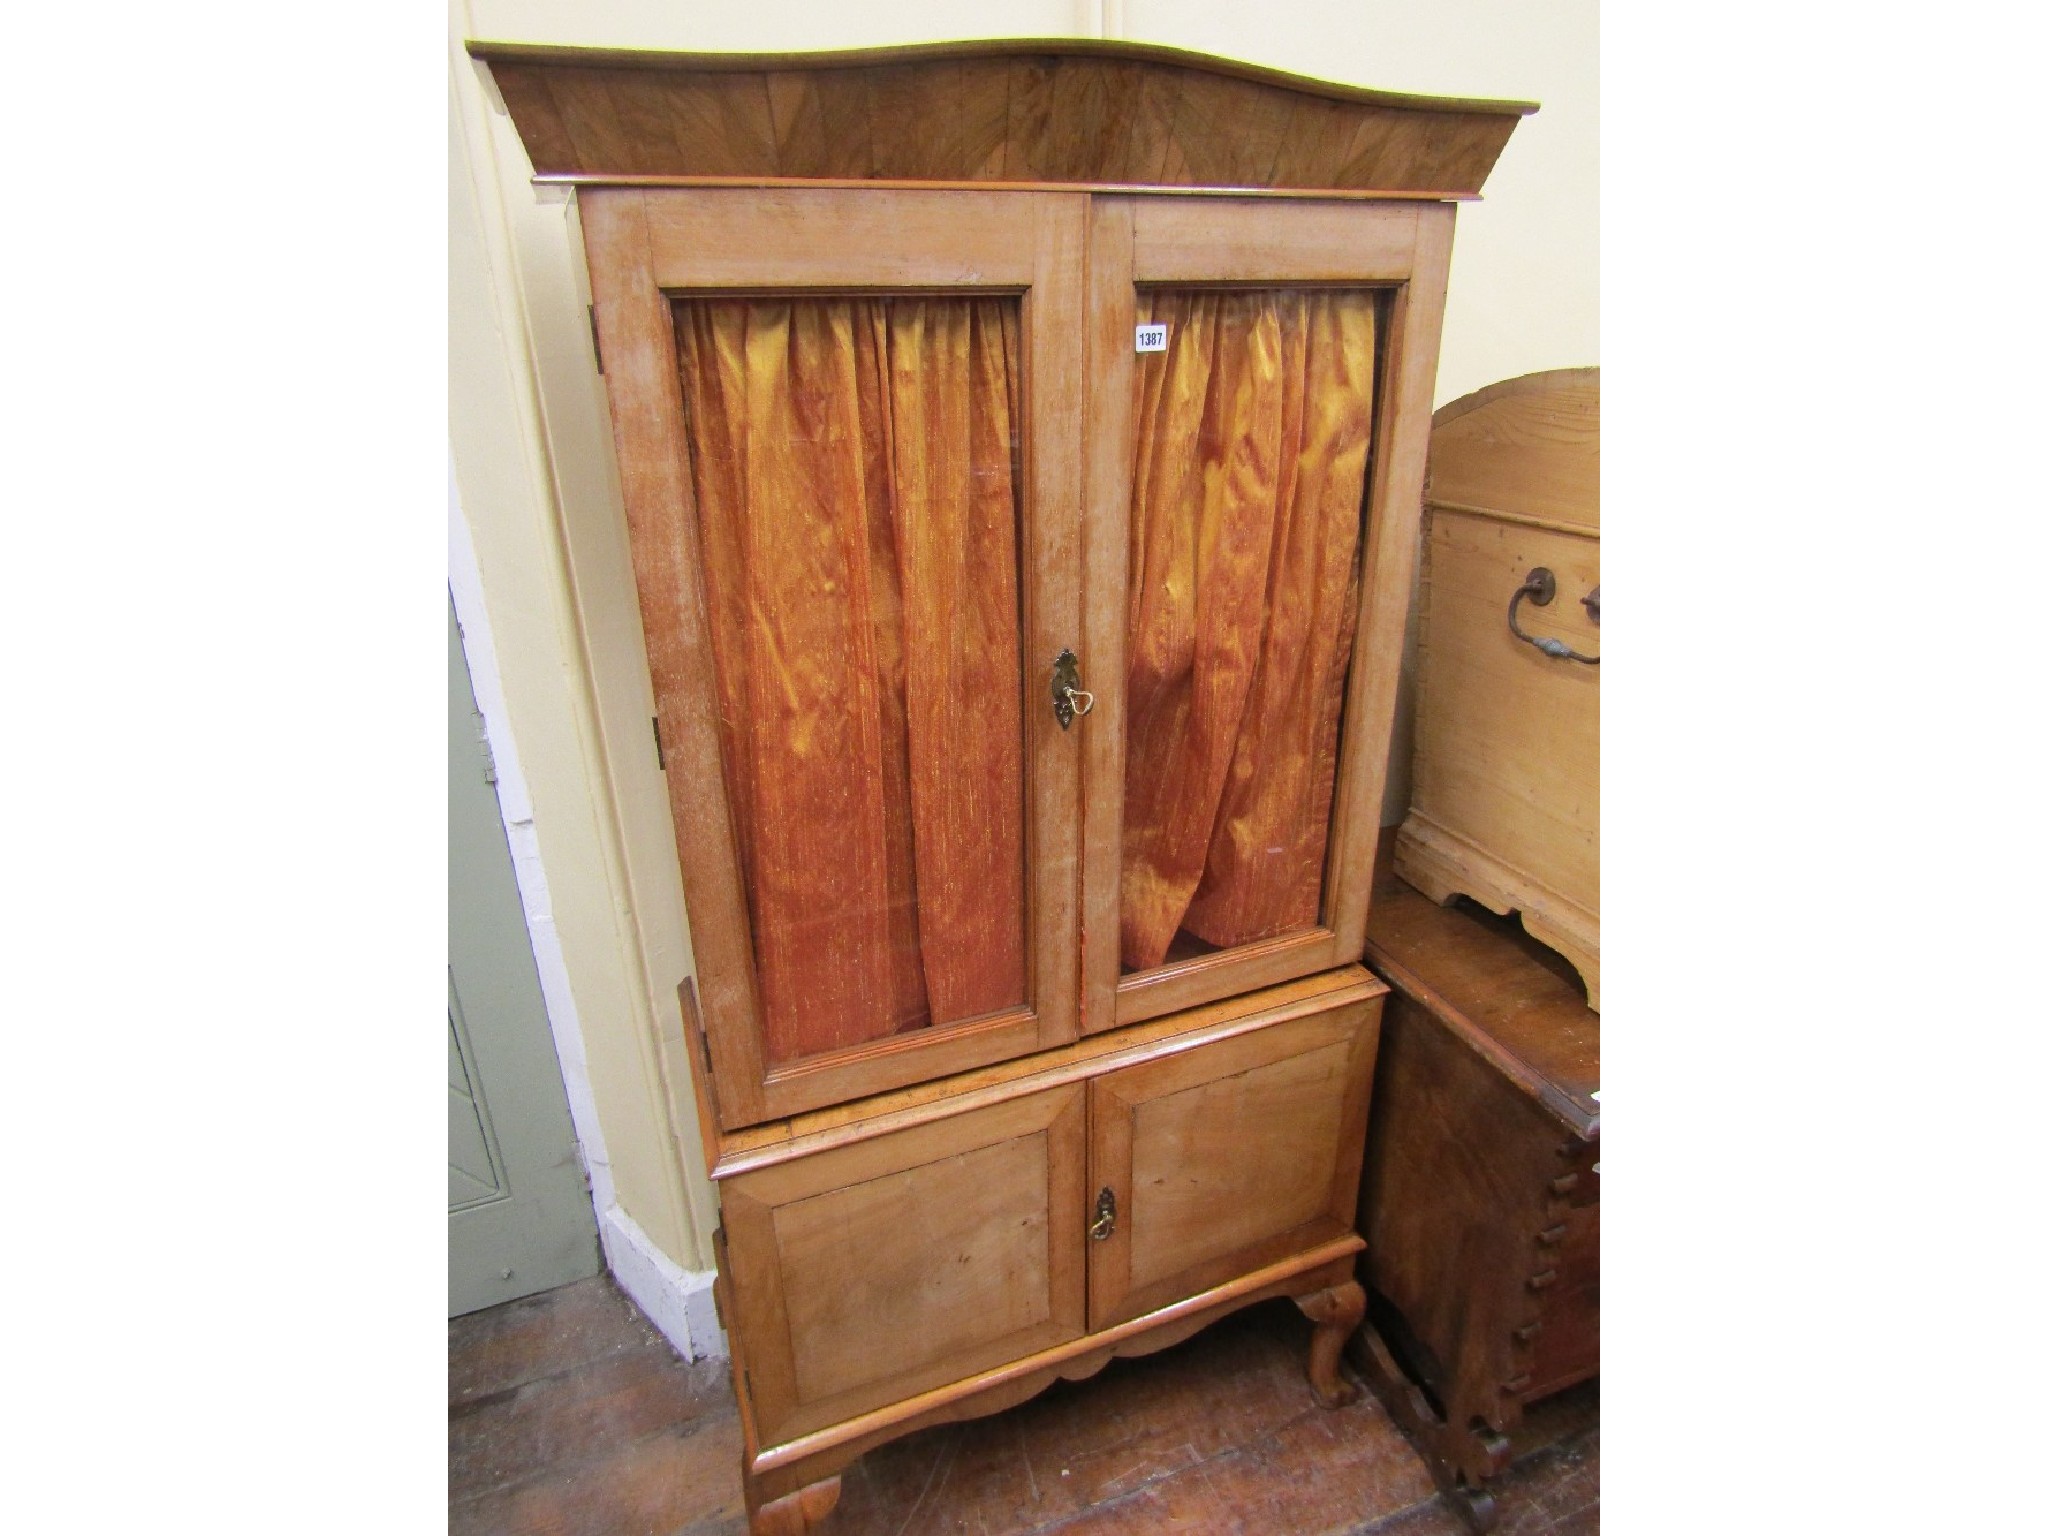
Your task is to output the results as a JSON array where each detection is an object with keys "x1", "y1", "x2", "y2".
[{"x1": 470, "y1": 38, "x2": 1531, "y2": 1534}]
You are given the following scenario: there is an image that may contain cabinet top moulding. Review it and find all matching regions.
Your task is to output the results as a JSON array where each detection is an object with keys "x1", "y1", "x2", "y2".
[{"x1": 466, "y1": 37, "x2": 1537, "y2": 198}]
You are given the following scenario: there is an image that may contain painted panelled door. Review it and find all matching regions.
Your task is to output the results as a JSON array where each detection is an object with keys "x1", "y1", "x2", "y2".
[{"x1": 449, "y1": 598, "x2": 600, "y2": 1316}]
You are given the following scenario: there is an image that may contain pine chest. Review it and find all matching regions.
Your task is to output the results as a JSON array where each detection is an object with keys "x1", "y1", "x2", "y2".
[{"x1": 1393, "y1": 369, "x2": 1599, "y2": 1007}]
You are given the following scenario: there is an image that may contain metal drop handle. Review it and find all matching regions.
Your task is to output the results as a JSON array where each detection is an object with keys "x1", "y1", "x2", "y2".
[{"x1": 1507, "y1": 568, "x2": 1600, "y2": 666}]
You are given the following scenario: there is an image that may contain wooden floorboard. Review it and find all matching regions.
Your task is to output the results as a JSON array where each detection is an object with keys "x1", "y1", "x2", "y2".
[{"x1": 449, "y1": 1274, "x2": 1598, "y2": 1535}]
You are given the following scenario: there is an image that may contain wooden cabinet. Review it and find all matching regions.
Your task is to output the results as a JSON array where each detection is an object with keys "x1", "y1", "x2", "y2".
[
  {"x1": 1394, "y1": 370, "x2": 1600, "y2": 1006},
  {"x1": 578, "y1": 177, "x2": 1455, "y2": 1126},
  {"x1": 1349, "y1": 863, "x2": 1599, "y2": 1531},
  {"x1": 471, "y1": 36, "x2": 1529, "y2": 1534},
  {"x1": 710, "y1": 971, "x2": 1384, "y2": 1526}
]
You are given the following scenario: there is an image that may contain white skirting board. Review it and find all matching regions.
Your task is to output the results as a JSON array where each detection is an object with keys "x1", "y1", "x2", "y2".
[
  {"x1": 602, "y1": 1205, "x2": 728, "y2": 1360},
  {"x1": 452, "y1": 464, "x2": 724, "y2": 1361}
]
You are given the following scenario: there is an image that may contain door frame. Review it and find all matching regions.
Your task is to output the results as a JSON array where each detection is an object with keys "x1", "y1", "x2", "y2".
[
  {"x1": 1077, "y1": 196, "x2": 1457, "y2": 1031},
  {"x1": 581, "y1": 186, "x2": 1089, "y2": 1129},
  {"x1": 448, "y1": 591, "x2": 603, "y2": 1314}
]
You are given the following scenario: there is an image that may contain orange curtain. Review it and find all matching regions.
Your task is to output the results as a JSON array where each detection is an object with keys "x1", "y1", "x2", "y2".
[
  {"x1": 675, "y1": 297, "x2": 1027, "y2": 1065},
  {"x1": 1121, "y1": 289, "x2": 1377, "y2": 973}
]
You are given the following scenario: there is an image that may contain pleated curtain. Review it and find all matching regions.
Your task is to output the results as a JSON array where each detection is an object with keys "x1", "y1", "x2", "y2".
[
  {"x1": 1120, "y1": 289, "x2": 1378, "y2": 973},
  {"x1": 675, "y1": 297, "x2": 1028, "y2": 1066}
]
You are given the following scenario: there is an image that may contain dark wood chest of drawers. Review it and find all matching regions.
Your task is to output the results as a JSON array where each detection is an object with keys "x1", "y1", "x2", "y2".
[{"x1": 1349, "y1": 871, "x2": 1599, "y2": 1528}]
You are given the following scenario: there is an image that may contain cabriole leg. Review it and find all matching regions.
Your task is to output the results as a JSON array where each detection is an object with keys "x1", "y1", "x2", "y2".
[
  {"x1": 1296, "y1": 1279, "x2": 1367, "y2": 1407},
  {"x1": 749, "y1": 1474, "x2": 842, "y2": 1536}
]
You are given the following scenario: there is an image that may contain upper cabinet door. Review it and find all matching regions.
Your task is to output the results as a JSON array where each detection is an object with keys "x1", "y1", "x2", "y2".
[
  {"x1": 582, "y1": 187, "x2": 1087, "y2": 1128},
  {"x1": 1077, "y1": 198, "x2": 1455, "y2": 1032}
]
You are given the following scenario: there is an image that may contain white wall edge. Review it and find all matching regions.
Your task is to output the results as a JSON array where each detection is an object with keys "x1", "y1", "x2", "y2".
[
  {"x1": 452, "y1": 456, "x2": 723, "y2": 1360},
  {"x1": 448, "y1": 455, "x2": 618, "y2": 1220},
  {"x1": 601, "y1": 1206, "x2": 728, "y2": 1361}
]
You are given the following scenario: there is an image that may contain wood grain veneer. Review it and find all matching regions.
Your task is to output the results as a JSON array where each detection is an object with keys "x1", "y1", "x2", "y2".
[
  {"x1": 1086, "y1": 1000, "x2": 1381, "y2": 1330},
  {"x1": 468, "y1": 38, "x2": 1534, "y2": 196},
  {"x1": 720, "y1": 1085, "x2": 1087, "y2": 1447}
]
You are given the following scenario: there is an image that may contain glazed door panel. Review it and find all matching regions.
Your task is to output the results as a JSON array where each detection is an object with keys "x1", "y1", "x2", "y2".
[
  {"x1": 1078, "y1": 198, "x2": 1454, "y2": 1031},
  {"x1": 582, "y1": 188, "x2": 1086, "y2": 1128},
  {"x1": 719, "y1": 1085, "x2": 1088, "y2": 1449},
  {"x1": 1084, "y1": 998, "x2": 1380, "y2": 1331}
]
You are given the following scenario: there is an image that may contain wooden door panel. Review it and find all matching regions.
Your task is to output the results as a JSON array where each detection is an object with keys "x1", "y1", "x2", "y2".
[
  {"x1": 1125, "y1": 1038, "x2": 1351, "y2": 1290},
  {"x1": 580, "y1": 186, "x2": 1087, "y2": 1128},
  {"x1": 1086, "y1": 999, "x2": 1380, "y2": 1330},
  {"x1": 1078, "y1": 197, "x2": 1455, "y2": 1033},
  {"x1": 721, "y1": 1085, "x2": 1087, "y2": 1448}
]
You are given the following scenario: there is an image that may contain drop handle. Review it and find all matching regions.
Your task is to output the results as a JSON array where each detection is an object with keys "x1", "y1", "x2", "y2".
[
  {"x1": 1507, "y1": 568, "x2": 1600, "y2": 666},
  {"x1": 1051, "y1": 648, "x2": 1095, "y2": 729},
  {"x1": 1089, "y1": 1187, "x2": 1117, "y2": 1240}
]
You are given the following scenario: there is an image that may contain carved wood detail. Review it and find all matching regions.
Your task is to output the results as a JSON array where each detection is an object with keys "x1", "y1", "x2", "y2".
[{"x1": 1296, "y1": 1278, "x2": 1368, "y2": 1407}]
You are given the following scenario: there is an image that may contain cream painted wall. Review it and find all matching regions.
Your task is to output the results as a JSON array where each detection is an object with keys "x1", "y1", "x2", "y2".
[
  {"x1": 447, "y1": 0, "x2": 1596, "y2": 1283},
  {"x1": 450, "y1": 20, "x2": 716, "y2": 1275},
  {"x1": 1118, "y1": 1, "x2": 1598, "y2": 406}
]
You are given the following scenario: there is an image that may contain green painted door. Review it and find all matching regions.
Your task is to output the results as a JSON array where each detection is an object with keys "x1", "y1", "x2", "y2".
[{"x1": 449, "y1": 597, "x2": 600, "y2": 1314}]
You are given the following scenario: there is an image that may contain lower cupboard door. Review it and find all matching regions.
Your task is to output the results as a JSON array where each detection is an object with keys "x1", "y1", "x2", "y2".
[
  {"x1": 1086, "y1": 998, "x2": 1381, "y2": 1331},
  {"x1": 718, "y1": 1084, "x2": 1088, "y2": 1448}
]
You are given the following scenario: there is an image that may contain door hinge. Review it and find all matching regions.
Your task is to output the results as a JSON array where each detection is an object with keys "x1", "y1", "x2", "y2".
[
  {"x1": 681, "y1": 977, "x2": 712, "y2": 1080},
  {"x1": 589, "y1": 305, "x2": 604, "y2": 374},
  {"x1": 652, "y1": 715, "x2": 665, "y2": 770}
]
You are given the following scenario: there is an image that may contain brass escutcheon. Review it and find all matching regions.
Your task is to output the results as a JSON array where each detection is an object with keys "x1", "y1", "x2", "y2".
[
  {"x1": 1089, "y1": 1186, "x2": 1117, "y2": 1240},
  {"x1": 1052, "y1": 648, "x2": 1095, "y2": 729}
]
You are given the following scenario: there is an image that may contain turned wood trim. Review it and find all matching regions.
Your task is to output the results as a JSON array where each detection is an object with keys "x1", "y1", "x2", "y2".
[{"x1": 468, "y1": 37, "x2": 1533, "y2": 196}]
